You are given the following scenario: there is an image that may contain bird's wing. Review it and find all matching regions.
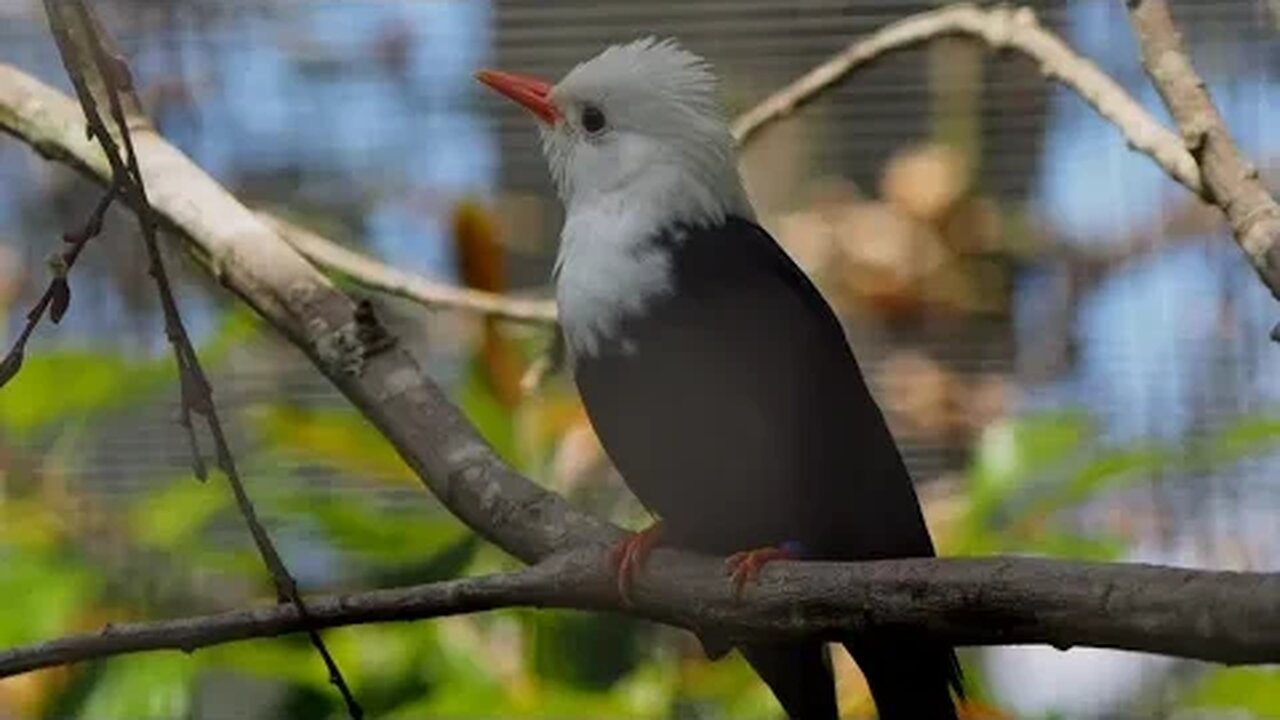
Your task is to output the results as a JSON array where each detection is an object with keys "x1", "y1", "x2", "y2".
[{"x1": 574, "y1": 216, "x2": 933, "y2": 559}]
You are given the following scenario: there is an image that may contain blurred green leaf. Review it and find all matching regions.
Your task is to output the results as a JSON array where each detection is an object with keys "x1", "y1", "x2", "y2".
[
  {"x1": 201, "y1": 638, "x2": 335, "y2": 690},
  {"x1": 276, "y1": 493, "x2": 470, "y2": 569},
  {"x1": 677, "y1": 651, "x2": 779, "y2": 718},
  {"x1": 200, "y1": 307, "x2": 261, "y2": 363},
  {"x1": 456, "y1": 358, "x2": 518, "y2": 464},
  {"x1": 1004, "y1": 530, "x2": 1127, "y2": 561},
  {"x1": 128, "y1": 478, "x2": 231, "y2": 550},
  {"x1": 254, "y1": 405, "x2": 415, "y2": 485},
  {"x1": 514, "y1": 680, "x2": 646, "y2": 719},
  {"x1": 0, "y1": 551, "x2": 100, "y2": 645},
  {"x1": 365, "y1": 535, "x2": 481, "y2": 588},
  {"x1": 379, "y1": 619, "x2": 509, "y2": 719},
  {"x1": 609, "y1": 660, "x2": 679, "y2": 718},
  {"x1": 0, "y1": 352, "x2": 164, "y2": 435},
  {"x1": 71, "y1": 655, "x2": 194, "y2": 720},
  {"x1": 1191, "y1": 414, "x2": 1280, "y2": 471},
  {"x1": 0, "y1": 498, "x2": 67, "y2": 551},
  {"x1": 527, "y1": 610, "x2": 644, "y2": 691},
  {"x1": 1019, "y1": 414, "x2": 1280, "y2": 523},
  {"x1": 0, "y1": 309, "x2": 257, "y2": 436},
  {"x1": 959, "y1": 411, "x2": 1092, "y2": 553},
  {"x1": 1046, "y1": 445, "x2": 1172, "y2": 511},
  {"x1": 969, "y1": 412, "x2": 1091, "y2": 516},
  {"x1": 1179, "y1": 667, "x2": 1280, "y2": 716}
]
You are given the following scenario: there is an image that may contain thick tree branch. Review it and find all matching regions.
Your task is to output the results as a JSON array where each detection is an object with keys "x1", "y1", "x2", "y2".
[
  {"x1": 730, "y1": 2, "x2": 1202, "y2": 195},
  {"x1": 0, "y1": 62, "x2": 616, "y2": 563},
  {"x1": 1, "y1": 551, "x2": 1277, "y2": 679},
  {"x1": 1127, "y1": 0, "x2": 1280, "y2": 305}
]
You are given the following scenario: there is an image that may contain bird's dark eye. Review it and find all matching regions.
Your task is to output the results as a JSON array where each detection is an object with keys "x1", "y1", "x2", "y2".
[{"x1": 580, "y1": 104, "x2": 606, "y2": 134}]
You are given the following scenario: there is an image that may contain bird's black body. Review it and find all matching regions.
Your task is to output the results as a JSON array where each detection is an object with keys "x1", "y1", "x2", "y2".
[{"x1": 574, "y1": 217, "x2": 961, "y2": 719}]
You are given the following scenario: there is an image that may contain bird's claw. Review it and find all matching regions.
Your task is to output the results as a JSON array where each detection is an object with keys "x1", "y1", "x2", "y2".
[
  {"x1": 724, "y1": 545, "x2": 796, "y2": 599},
  {"x1": 608, "y1": 523, "x2": 663, "y2": 604}
]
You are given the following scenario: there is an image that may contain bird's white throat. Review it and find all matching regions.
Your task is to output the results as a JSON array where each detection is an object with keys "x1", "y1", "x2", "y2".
[{"x1": 554, "y1": 161, "x2": 752, "y2": 358}]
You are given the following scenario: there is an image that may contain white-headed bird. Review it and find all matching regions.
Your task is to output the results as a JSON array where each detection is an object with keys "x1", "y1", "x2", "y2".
[{"x1": 477, "y1": 38, "x2": 962, "y2": 720}]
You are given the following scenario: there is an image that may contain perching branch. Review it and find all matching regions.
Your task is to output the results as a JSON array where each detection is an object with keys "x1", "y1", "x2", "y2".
[
  {"x1": 2, "y1": 1, "x2": 1280, "y2": 684},
  {"x1": 1, "y1": 550, "x2": 1278, "y2": 679},
  {"x1": 1127, "y1": 0, "x2": 1280, "y2": 307},
  {"x1": 729, "y1": 2, "x2": 1202, "y2": 195},
  {"x1": 37, "y1": 3, "x2": 361, "y2": 715}
]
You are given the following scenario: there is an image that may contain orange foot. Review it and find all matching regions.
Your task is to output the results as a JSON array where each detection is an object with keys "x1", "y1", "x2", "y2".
[
  {"x1": 724, "y1": 544, "x2": 798, "y2": 598},
  {"x1": 608, "y1": 523, "x2": 663, "y2": 603}
]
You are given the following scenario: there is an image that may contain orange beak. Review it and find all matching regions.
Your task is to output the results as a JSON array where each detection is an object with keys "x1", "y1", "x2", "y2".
[{"x1": 475, "y1": 69, "x2": 560, "y2": 124}]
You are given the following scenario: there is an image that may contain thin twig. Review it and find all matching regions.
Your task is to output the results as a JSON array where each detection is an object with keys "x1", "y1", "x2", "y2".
[
  {"x1": 263, "y1": 3, "x2": 1202, "y2": 334},
  {"x1": 40, "y1": 2, "x2": 362, "y2": 716},
  {"x1": 729, "y1": 2, "x2": 1202, "y2": 194},
  {"x1": 0, "y1": 180, "x2": 119, "y2": 386},
  {"x1": 1, "y1": 551, "x2": 1279, "y2": 680},
  {"x1": 264, "y1": 213, "x2": 557, "y2": 326},
  {"x1": 1127, "y1": 0, "x2": 1280, "y2": 309}
]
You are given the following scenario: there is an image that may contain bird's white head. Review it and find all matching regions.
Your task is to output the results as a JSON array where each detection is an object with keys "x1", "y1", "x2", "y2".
[
  {"x1": 477, "y1": 38, "x2": 754, "y2": 356},
  {"x1": 478, "y1": 37, "x2": 751, "y2": 219}
]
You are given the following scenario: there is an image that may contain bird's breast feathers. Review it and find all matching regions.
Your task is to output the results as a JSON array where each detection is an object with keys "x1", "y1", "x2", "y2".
[{"x1": 555, "y1": 204, "x2": 679, "y2": 358}]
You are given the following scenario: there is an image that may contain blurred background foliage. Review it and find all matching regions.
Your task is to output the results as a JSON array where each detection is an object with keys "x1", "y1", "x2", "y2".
[{"x1": 3, "y1": 0, "x2": 1280, "y2": 718}]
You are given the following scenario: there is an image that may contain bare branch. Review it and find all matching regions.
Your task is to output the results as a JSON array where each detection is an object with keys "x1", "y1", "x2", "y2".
[
  {"x1": 730, "y1": 2, "x2": 1202, "y2": 195},
  {"x1": 39, "y1": 3, "x2": 361, "y2": 714},
  {"x1": 1, "y1": 551, "x2": 1277, "y2": 680},
  {"x1": 1127, "y1": 0, "x2": 1280, "y2": 306},
  {"x1": 263, "y1": 214, "x2": 557, "y2": 326},
  {"x1": 0, "y1": 179, "x2": 118, "y2": 387}
]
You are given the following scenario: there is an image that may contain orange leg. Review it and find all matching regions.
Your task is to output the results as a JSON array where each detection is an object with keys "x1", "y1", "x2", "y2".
[
  {"x1": 724, "y1": 544, "x2": 798, "y2": 598},
  {"x1": 608, "y1": 523, "x2": 663, "y2": 603}
]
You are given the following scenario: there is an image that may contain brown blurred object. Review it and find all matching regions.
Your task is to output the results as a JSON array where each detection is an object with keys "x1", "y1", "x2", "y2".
[
  {"x1": 880, "y1": 143, "x2": 971, "y2": 225},
  {"x1": 916, "y1": 473, "x2": 970, "y2": 554},
  {"x1": 878, "y1": 350, "x2": 1013, "y2": 444},
  {"x1": 547, "y1": 410, "x2": 608, "y2": 496},
  {"x1": 773, "y1": 142, "x2": 1009, "y2": 322},
  {"x1": 956, "y1": 699, "x2": 1015, "y2": 720},
  {"x1": 0, "y1": 667, "x2": 72, "y2": 720},
  {"x1": 453, "y1": 198, "x2": 525, "y2": 407},
  {"x1": 829, "y1": 199, "x2": 949, "y2": 319},
  {"x1": 832, "y1": 645, "x2": 875, "y2": 718},
  {"x1": 0, "y1": 243, "x2": 23, "y2": 314}
]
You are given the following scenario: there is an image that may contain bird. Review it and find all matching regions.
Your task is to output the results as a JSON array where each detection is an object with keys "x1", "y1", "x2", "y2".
[{"x1": 477, "y1": 38, "x2": 962, "y2": 720}]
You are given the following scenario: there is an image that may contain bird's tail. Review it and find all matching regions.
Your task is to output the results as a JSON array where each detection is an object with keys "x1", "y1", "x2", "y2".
[
  {"x1": 740, "y1": 642, "x2": 839, "y2": 720},
  {"x1": 845, "y1": 635, "x2": 962, "y2": 720}
]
